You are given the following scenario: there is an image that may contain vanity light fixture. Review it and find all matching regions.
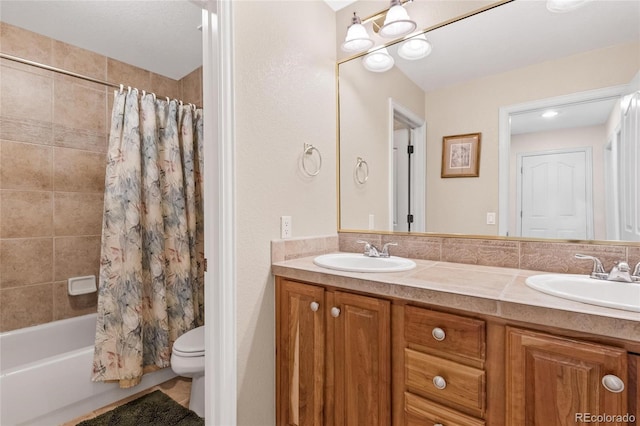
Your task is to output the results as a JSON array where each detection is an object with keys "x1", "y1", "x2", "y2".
[
  {"x1": 398, "y1": 33, "x2": 432, "y2": 60},
  {"x1": 542, "y1": 110, "x2": 559, "y2": 118},
  {"x1": 341, "y1": 12, "x2": 374, "y2": 53},
  {"x1": 546, "y1": 0, "x2": 590, "y2": 13},
  {"x1": 362, "y1": 47, "x2": 395, "y2": 72},
  {"x1": 379, "y1": 0, "x2": 417, "y2": 39}
]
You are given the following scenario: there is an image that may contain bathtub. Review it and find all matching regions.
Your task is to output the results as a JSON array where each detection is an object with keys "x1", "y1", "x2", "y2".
[{"x1": 0, "y1": 313, "x2": 176, "y2": 426}]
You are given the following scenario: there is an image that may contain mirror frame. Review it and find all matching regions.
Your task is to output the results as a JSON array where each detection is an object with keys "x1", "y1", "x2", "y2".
[{"x1": 335, "y1": 0, "x2": 640, "y2": 247}]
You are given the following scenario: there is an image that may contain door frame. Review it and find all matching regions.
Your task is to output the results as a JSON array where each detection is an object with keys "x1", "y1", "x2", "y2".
[
  {"x1": 498, "y1": 84, "x2": 629, "y2": 236},
  {"x1": 387, "y1": 98, "x2": 426, "y2": 232},
  {"x1": 516, "y1": 147, "x2": 594, "y2": 239}
]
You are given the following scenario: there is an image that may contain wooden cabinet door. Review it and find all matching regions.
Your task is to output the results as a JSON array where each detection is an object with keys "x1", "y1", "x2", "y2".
[
  {"x1": 506, "y1": 327, "x2": 628, "y2": 426},
  {"x1": 330, "y1": 291, "x2": 391, "y2": 426},
  {"x1": 276, "y1": 279, "x2": 325, "y2": 426}
]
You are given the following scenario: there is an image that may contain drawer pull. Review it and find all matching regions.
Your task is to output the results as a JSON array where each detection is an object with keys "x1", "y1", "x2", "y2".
[
  {"x1": 331, "y1": 307, "x2": 341, "y2": 318},
  {"x1": 601, "y1": 374, "x2": 625, "y2": 393},
  {"x1": 433, "y1": 375, "x2": 447, "y2": 390},
  {"x1": 431, "y1": 327, "x2": 446, "y2": 341},
  {"x1": 310, "y1": 301, "x2": 320, "y2": 312}
]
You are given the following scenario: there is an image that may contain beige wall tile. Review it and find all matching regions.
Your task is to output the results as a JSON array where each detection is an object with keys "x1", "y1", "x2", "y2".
[
  {"x1": 628, "y1": 247, "x2": 640, "y2": 267},
  {"x1": 0, "y1": 238, "x2": 53, "y2": 288},
  {"x1": 442, "y1": 238, "x2": 520, "y2": 268},
  {"x1": 0, "y1": 190, "x2": 53, "y2": 238},
  {"x1": 52, "y1": 40, "x2": 107, "y2": 81},
  {"x1": 0, "y1": 22, "x2": 52, "y2": 64},
  {"x1": 150, "y1": 73, "x2": 181, "y2": 100},
  {"x1": 54, "y1": 236, "x2": 100, "y2": 281},
  {"x1": 53, "y1": 125, "x2": 107, "y2": 153},
  {"x1": 0, "y1": 140, "x2": 53, "y2": 190},
  {"x1": 0, "y1": 283, "x2": 53, "y2": 332},
  {"x1": 52, "y1": 280, "x2": 97, "y2": 321},
  {"x1": 381, "y1": 234, "x2": 442, "y2": 261},
  {"x1": 53, "y1": 79, "x2": 106, "y2": 133},
  {"x1": 54, "y1": 192, "x2": 104, "y2": 236},
  {"x1": 339, "y1": 232, "x2": 382, "y2": 253},
  {"x1": 107, "y1": 58, "x2": 151, "y2": 91},
  {"x1": 0, "y1": 117, "x2": 53, "y2": 145},
  {"x1": 0, "y1": 65, "x2": 53, "y2": 122},
  {"x1": 519, "y1": 242, "x2": 626, "y2": 274},
  {"x1": 53, "y1": 147, "x2": 105, "y2": 192},
  {"x1": 180, "y1": 67, "x2": 202, "y2": 106}
]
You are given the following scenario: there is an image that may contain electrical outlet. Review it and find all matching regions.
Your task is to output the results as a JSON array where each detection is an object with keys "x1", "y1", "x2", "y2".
[
  {"x1": 280, "y1": 216, "x2": 292, "y2": 239},
  {"x1": 486, "y1": 212, "x2": 496, "y2": 225}
]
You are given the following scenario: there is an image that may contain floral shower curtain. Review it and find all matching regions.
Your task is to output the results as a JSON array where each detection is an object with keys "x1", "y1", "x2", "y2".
[{"x1": 92, "y1": 89, "x2": 205, "y2": 388}]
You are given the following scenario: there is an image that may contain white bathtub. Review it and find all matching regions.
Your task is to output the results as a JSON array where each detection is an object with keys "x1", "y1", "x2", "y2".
[{"x1": 0, "y1": 313, "x2": 176, "y2": 426}]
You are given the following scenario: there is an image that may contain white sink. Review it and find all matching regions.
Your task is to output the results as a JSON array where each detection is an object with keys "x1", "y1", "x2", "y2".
[
  {"x1": 525, "y1": 274, "x2": 640, "y2": 313},
  {"x1": 313, "y1": 253, "x2": 416, "y2": 273}
]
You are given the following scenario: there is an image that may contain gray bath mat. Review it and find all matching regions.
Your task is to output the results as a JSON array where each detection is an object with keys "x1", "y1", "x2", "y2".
[{"x1": 76, "y1": 390, "x2": 203, "y2": 426}]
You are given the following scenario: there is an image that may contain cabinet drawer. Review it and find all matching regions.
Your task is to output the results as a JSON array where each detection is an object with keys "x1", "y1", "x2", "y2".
[
  {"x1": 405, "y1": 349, "x2": 485, "y2": 416},
  {"x1": 405, "y1": 392, "x2": 485, "y2": 426},
  {"x1": 405, "y1": 306, "x2": 485, "y2": 362}
]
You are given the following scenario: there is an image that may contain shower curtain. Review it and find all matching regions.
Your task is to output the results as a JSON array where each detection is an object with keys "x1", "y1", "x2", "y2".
[{"x1": 92, "y1": 89, "x2": 205, "y2": 388}]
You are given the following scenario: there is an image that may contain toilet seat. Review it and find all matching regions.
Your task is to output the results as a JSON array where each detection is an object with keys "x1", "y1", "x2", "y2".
[{"x1": 173, "y1": 326, "x2": 204, "y2": 357}]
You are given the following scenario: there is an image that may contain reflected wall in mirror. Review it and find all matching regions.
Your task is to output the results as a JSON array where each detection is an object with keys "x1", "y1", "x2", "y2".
[{"x1": 338, "y1": 0, "x2": 640, "y2": 242}]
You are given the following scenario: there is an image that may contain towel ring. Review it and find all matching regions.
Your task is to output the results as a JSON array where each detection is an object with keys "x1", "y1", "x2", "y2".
[
  {"x1": 355, "y1": 157, "x2": 369, "y2": 184},
  {"x1": 302, "y1": 143, "x2": 322, "y2": 177}
]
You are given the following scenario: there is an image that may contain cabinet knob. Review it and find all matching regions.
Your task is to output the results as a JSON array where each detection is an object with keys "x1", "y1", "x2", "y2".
[
  {"x1": 432, "y1": 375, "x2": 447, "y2": 390},
  {"x1": 310, "y1": 301, "x2": 320, "y2": 312},
  {"x1": 331, "y1": 307, "x2": 341, "y2": 318},
  {"x1": 431, "y1": 327, "x2": 446, "y2": 341},
  {"x1": 601, "y1": 374, "x2": 625, "y2": 393}
]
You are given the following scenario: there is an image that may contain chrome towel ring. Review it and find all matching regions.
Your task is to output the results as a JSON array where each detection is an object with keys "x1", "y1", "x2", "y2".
[
  {"x1": 302, "y1": 143, "x2": 322, "y2": 177},
  {"x1": 355, "y1": 157, "x2": 369, "y2": 184}
]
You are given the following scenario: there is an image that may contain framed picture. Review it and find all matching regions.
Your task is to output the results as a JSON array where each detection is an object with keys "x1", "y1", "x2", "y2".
[{"x1": 441, "y1": 133, "x2": 481, "y2": 178}]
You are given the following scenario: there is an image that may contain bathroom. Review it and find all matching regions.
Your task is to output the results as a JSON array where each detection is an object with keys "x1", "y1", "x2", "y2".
[{"x1": 1, "y1": 0, "x2": 639, "y2": 425}]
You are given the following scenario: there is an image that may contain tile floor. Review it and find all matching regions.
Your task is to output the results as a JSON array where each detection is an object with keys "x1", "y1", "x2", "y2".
[{"x1": 62, "y1": 377, "x2": 192, "y2": 425}]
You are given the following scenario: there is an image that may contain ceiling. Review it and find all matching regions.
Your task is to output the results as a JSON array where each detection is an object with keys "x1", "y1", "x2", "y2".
[{"x1": 0, "y1": 1, "x2": 203, "y2": 80}]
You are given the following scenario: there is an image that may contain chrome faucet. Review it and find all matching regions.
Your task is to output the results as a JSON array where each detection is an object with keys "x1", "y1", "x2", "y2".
[
  {"x1": 357, "y1": 241, "x2": 397, "y2": 258},
  {"x1": 575, "y1": 254, "x2": 640, "y2": 283}
]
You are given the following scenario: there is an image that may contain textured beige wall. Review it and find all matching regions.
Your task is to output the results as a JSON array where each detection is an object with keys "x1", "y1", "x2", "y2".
[
  {"x1": 339, "y1": 59, "x2": 424, "y2": 230},
  {"x1": 0, "y1": 22, "x2": 202, "y2": 332},
  {"x1": 425, "y1": 42, "x2": 640, "y2": 235},
  {"x1": 232, "y1": 2, "x2": 337, "y2": 424}
]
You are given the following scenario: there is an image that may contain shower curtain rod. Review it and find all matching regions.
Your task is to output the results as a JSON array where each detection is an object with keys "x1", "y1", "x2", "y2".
[{"x1": 0, "y1": 52, "x2": 201, "y2": 107}]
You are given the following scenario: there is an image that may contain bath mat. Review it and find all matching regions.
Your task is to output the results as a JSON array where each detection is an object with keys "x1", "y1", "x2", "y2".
[{"x1": 76, "y1": 390, "x2": 203, "y2": 426}]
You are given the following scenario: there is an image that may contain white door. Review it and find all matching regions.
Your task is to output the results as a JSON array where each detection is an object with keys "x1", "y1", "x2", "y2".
[
  {"x1": 393, "y1": 128, "x2": 410, "y2": 232},
  {"x1": 518, "y1": 149, "x2": 593, "y2": 239},
  {"x1": 619, "y1": 91, "x2": 640, "y2": 241}
]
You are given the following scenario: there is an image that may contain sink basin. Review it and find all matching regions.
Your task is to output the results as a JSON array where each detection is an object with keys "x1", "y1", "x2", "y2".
[
  {"x1": 313, "y1": 253, "x2": 416, "y2": 273},
  {"x1": 525, "y1": 274, "x2": 640, "y2": 313}
]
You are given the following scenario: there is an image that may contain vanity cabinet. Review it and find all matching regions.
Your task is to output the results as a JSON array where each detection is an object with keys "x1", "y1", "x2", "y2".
[
  {"x1": 276, "y1": 278, "x2": 391, "y2": 426},
  {"x1": 275, "y1": 275, "x2": 638, "y2": 426},
  {"x1": 505, "y1": 327, "x2": 629, "y2": 425}
]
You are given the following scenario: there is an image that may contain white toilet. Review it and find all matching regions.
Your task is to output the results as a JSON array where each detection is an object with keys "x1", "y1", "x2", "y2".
[{"x1": 171, "y1": 325, "x2": 205, "y2": 417}]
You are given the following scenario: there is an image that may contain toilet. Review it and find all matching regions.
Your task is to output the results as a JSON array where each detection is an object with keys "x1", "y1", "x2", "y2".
[{"x1": 171, "y1": 326, "x2": 205, "y2": 417}]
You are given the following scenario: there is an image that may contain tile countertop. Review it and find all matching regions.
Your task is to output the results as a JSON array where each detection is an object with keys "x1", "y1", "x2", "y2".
[{"x1": 272, "y1": 254, "x2": 640, "y2": 343}]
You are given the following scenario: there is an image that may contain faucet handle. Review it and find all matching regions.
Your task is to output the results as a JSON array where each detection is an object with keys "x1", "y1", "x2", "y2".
[
  {"x1": 356, "y1": 240, "x2": 379, "y2": 257},
  {"x1": 575, "y1": 254, "x2": 607, "y2": 278},
  {"x1": 356, "y1": 240, "x2": 372, "y2": 255},
  {"x1": 381, "y1": 242, "x2": 397, "y2": 257},
  {"x1": 633, "y1": 262, "x2": 640, "y2": 281}
]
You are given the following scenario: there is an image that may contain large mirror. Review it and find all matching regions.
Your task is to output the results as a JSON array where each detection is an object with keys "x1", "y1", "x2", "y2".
[{"x1": 338, "y1": 0, "x2": 640, "y2": 242}]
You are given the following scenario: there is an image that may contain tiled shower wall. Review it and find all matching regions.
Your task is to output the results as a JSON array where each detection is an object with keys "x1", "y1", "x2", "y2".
[{"x1": 0, "y1": 22, "x2": 202, "y2": 332}]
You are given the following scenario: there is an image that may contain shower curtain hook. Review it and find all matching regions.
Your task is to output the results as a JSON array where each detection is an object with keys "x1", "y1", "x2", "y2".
[
  {"x1": 118, "y1": 84, "x2": 124, "y2": 94},
  {"x1": 142, "y1": 90, "x2": 146, "y2": 97},
  {"x1": 127, "y1": 86, "x2": 131, "y2": 94},
  {"x1": 151, "y1": 92, "x2": 157, "y2": 101}
]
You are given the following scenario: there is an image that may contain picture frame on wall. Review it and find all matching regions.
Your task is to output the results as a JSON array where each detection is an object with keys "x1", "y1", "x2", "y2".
[{"x1": 441, "y1": 133, "x2": 481, "y2": 178}]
